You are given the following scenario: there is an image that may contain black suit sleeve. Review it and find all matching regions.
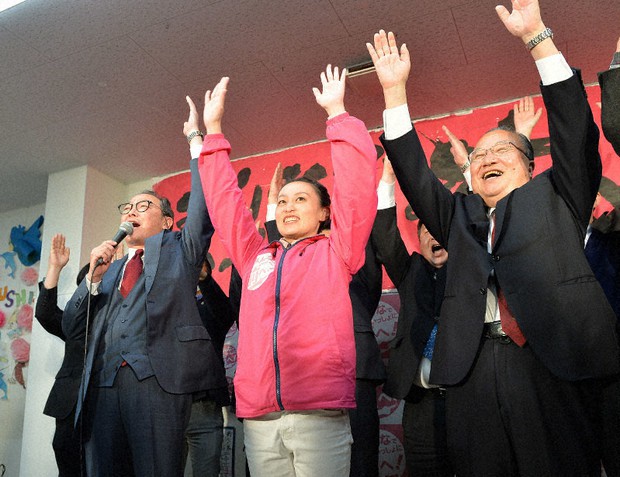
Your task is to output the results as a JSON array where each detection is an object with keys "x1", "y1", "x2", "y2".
[
  {"x1": 380, "y1": 130, "x2": 455, "y2": 250},
  {"x1": 35, "y1": 283, "x2": 65, "y2": 340},
  {"x1": 543, "y1": 70, "x2": 602, "y2": 229},
  {"x1": 371, "y1": 207, "x2": 411, "y2": 288},
  {"x1": 198, "y1": 276, "x2": 235, "y2": 345}
]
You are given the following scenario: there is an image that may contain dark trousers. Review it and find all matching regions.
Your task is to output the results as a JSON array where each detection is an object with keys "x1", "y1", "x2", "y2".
[
  {"x1": 402, "y1": 386, "x2": 452, "y2": 477},
  {"x1": 349, "y1": 378, "x2": 380, "y2": 477},
  {"x1": 446, "y1": 337, "x2": 601, "y2": 477},
  {"x1": 53, "y1": 412, "x2": 82, "y2": 477},
  {"x1": 84, "y1": 366, "x2": 192, "y2": 477}
]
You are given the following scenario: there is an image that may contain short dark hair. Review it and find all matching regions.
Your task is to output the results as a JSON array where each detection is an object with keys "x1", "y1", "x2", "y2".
[
  {"x1": 140, "y1": 189, "x2": 174, "y2": 226},
  {"x1": 286, "y1": 177, "x2": 331, "y2": 232},
  {"x1": 485, "y1": 126, "x2": 534, "y2": 163}
]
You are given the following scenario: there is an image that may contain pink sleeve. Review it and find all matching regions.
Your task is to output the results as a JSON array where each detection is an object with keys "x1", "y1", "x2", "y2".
[
  {"x1": 198, "y1": 134, "x2": 267, "y2": 274},
  {"x1": 327, "y1": 113, "x2": 378, "y2": 274}
]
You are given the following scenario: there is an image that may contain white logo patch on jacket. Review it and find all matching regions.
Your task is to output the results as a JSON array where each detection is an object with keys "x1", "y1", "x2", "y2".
[{"x1": 247, "y1": 252, "x2": 275, "y2": 290}]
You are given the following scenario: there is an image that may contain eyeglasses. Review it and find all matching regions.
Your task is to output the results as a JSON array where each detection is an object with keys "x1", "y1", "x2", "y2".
[
  {"x1": 469, "y1": 140, "x2": 530, "y2": 164},
  {"x1": 117, "y1": 200, "x2": 161, "y2": 215}
]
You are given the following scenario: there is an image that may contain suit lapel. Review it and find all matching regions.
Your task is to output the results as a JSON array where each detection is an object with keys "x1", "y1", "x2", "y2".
[
  {"x1": 492, "y1": 195, "x2": 512, "y2": 249},
  {"x1": 144, "y1": 232, "x2": 164, "y2": 295},
  {"x1": 467, "y1": 196, "x2": 491, "y2": 245}
]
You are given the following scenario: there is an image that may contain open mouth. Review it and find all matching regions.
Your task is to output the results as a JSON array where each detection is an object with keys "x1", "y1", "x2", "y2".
[
  {"x1": 483, "y1": 170, "x2": 503, "y2": 180},
  {"x1": 431, "y1": 244, "x2": 443, "y2": 253},
  {"x1": 283, "y1": 216, "x2": 298, "y2": 224}
]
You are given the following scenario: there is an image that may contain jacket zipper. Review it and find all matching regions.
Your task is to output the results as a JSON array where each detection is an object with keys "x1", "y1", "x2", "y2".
[{"x1": 273, "y1": 246, "x2": 288, "y2": 410}]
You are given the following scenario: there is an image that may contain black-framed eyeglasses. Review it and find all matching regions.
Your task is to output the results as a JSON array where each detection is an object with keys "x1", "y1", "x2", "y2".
[
  {"x1": 469, "y1": 140, "x2": 530, "y2": 164},
  {"x1": 117, "y1": 200, "x2": 161, "y2": 215}
]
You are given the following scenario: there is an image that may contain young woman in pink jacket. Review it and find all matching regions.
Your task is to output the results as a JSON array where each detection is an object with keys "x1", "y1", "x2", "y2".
[{"x1": 191, "y1": 65, "x2": 377, "y2": 477}]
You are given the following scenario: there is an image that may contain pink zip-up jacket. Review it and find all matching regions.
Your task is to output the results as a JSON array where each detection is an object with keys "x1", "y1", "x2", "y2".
[{"x1": 199, "y1": 113, "x2": 377, "y2": 418}]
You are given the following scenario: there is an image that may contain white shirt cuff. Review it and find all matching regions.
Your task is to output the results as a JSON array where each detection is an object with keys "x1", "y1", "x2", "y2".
[
  {"x1": 190, "y1": 143, "x2": 203, "y2": 159},
  {"x1": 535, "y1": 53, "x2": 573, "y2": 85},
  {"x1": 85, "y1": 276, "x2": 101, "y2": 295},
  {"x1": 383, "y1": 103, "x2": 413, "y2": 140},
  {"x1": 462, "y1": 168, "x2": 473, "y2": 191},
  {"x1": 377, "y1": 180, "x2": 396, "y2": 210},
  {"x1": 266, "y1": 204, "x2": 277, "y2": 221}
]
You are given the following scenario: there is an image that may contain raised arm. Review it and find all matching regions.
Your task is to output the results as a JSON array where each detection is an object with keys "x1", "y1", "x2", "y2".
[
  {"x1": 369, "y1": 29, "x2": 454, "y2": 247},
  {"x1": 198, "y1": 77, "x2": 266, "y2": 273},
  {"x1": 371, "y1": 159, "x2": 411, "y2": 288},
  {"x1": 178, "y1": 95, "x2": 215, "y2": 268},
  {"x1": 36, "y1": 233, "x2": 70, "y2": 339},
  {"x1": 313, "y1": 65, "x2": 378, "y2": 272}
]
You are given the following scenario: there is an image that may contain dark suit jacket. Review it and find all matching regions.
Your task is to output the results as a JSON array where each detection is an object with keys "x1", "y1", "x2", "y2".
[
  {"x1": 372, "y1": 207, "x2": 446, "y2": 399},
  {"x1": 599, "y1": 66, "x2": 620, "y2": 155},
  {"x1": 196, "y1": 275, "x2": 236, "y2": 406},
  {"x1": 265, "y1": 220, "x2": 386, "y2": 382},
  {"x1": 63, "y1": 158, "x2": 227, "y2": 420},
  {"x1": 35, "y1": 284, "x2": 84, "y2": 419},
  {"x1": 382, "y1": 71, "x2": 620, "y2": 384}
]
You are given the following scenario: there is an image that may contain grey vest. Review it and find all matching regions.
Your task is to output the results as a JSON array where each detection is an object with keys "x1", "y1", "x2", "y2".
[{"x1": 91, "y1": 273, "x2": 153, "y2": 386}]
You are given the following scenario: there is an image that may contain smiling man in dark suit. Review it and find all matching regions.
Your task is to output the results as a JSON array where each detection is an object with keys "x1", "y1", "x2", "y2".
[
  {"x1": 62, "y1": 103, "x2": 227, "y2": 476},
  {"x1": 367, "y1": 1, "x2": 620, "y2": 475}
]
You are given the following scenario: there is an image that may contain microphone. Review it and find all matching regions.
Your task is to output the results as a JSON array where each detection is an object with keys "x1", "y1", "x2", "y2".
[{"x1": 95, "y1": 222, "x2": 134, "y2": 266}]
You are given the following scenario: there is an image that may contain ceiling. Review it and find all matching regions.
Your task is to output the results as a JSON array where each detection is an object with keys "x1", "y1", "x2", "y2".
[{"x1": 1, "y1": 0, "x2": 618, "y2": 213}]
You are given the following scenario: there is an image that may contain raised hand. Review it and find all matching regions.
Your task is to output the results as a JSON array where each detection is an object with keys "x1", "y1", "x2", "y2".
[
  {"x1": 312, "y1": 64, "x2": 346, "y2": 118},
  {"x1": 268, "y1": 162, "x2": 284, "y2": 205},
  {"x1": 442, "y1": 125, "x2": 470, "y2": 171},
  {"x1": 513, "y1": 96, "x2": 542, "y2": 139},
  {"x1": 49, "y1": 233, "x2": 70, "y2": 270},
  {"x1": 184, "y1": 95, "x2": 202, "y2": 142},
  {"x1": 43, "y1": 234, "x2": 70, "y2": 289},
  {"x1": 495, "y1": 0, "x2": 545, "y2": 41},
  {"x1": 203, "y1": 77, "x2": 230, "y2": 135},
  {"x1": 366, "y1": 30, "x2": 410, "y2": 108}
]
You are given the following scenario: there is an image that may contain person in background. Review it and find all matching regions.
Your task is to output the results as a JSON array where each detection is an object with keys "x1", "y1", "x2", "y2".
[
  {"x1": 372, "y1": 158, "x2": 451, "y2": 476},
  {"x1": 367, "y1": 0, "x2": 619, "y2": 473},
  {"x1": 35, "y1": 233, "x2": 89, "y2": 477},
  {"x1": 184, "y1": 256, "x2": 235, "y2": 477},
  {"x1": 196, "y1": 64, "x2": 377, "y2": 476}
]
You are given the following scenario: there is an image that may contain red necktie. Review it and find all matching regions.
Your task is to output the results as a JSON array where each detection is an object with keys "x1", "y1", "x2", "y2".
[
  {"x1": 491, "y1": 212, "x2": 527, "y2": 347},
  {"x1": 120, "y1": 249, "x2": 144, "y2": 298}
]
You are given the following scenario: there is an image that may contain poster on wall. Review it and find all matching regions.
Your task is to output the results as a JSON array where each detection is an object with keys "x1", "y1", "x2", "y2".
[{"x1": 0, "y1": 215, "x2": 43, "y2": 400}]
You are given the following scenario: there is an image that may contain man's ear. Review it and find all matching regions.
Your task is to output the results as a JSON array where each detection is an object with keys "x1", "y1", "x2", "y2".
[
  {"x1": 163, "y1": 216, "x2": 174, "y2": 230},
  {"x1": 528, "y1": 160, "x2": 535, "y2": 177}
]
